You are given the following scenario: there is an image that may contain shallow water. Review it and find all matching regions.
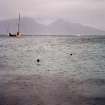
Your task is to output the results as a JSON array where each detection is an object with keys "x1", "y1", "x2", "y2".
[{"x1": 0, "y1": 35, "x2": 105, "y2": 79}]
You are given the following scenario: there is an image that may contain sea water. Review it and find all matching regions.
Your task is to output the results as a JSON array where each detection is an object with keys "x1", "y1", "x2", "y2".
[{"x1": 0, "y1": 35, "x2": 105, "y2": 79}]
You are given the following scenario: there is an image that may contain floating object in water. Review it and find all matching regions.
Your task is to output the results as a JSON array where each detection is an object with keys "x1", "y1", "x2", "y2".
[
  {"x1": 70, "y1": 54, "x2": 73, "y2": 56},
  {"x1": 9, "y1": 13, "x2": 23, "y2": 37},
  {"x1": 9, "y1": 32, "x2": 22, "y2": 37},
  {"x1": 36, "y1": 59, "x2": 41, "y2": 65},
  {"x1": 37, "y1": 59, "x2": 40, "y2": 63}
]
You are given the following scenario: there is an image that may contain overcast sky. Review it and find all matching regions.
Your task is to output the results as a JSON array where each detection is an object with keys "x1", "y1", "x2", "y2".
[{"x1": 0, "y1": 0, "x2": 105, "y2": 30}]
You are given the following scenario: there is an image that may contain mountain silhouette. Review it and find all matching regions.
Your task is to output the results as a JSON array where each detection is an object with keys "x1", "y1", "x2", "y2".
[
  {"x1": 0, "y1": 18, "x2": 105, "y2": 35},
  {"x1": 0, "y1": 17, "x2": 45, "y2": 35},
  {"x1": 47, "y1": 19, "x2": 105, "y2": 35}
]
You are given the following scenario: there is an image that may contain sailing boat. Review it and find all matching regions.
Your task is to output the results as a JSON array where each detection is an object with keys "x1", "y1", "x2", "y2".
[{"x1": 9, "y1": 13, "x2": 22, "y2": 37}]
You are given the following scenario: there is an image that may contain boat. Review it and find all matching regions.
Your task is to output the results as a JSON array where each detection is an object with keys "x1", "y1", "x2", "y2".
[{"x1": 9, "y1": 13, "x2": 22, "y2": 37}]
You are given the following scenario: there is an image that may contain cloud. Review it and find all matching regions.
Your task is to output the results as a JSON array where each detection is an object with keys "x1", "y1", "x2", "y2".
[{"x1": 0, "y1": 0, "x2": 104, "y2": 16}]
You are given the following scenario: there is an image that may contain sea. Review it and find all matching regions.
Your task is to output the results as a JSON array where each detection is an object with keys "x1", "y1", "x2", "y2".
[
  {"x1": 0, "y1": 35, "x2": 105, "y2": 105},
  {"x1": 0, "y1": 35, "x2": 105, "y2": 79}
]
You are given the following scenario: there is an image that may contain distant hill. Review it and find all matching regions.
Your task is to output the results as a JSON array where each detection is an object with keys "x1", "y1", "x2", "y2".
[
  {"x1": 47, "y1": 19, "x2": 105, "y2": 35},
  {"x1": 0, "y1": 17, "x2": 45, "y2": 35},
  {"x1": 0, "y1": 18, "x2": 105, "y2": 35}
]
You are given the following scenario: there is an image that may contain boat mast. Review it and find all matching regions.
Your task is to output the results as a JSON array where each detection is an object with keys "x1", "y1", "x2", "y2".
[{"x1": 18, "y1": 13, "x2": 20, "y2": 33}]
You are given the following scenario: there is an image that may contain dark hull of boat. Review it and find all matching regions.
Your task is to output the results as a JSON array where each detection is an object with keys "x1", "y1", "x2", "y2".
[
  {"x1": 9, "y1": 32, "x2": 22, "y2": 37},
  {"x1": 9, "y1": 34, "x2": 17, "y2": 37}
]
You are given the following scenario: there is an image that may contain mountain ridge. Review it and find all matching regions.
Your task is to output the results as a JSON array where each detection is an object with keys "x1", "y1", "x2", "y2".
[{"x1": 0, "y1": 17, "x2": 104, "y2": 35}]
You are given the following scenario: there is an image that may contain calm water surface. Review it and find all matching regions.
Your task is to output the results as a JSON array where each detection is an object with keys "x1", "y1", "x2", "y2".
[{"x1": 0, "y1": 35, "x2": 105, "y2": 79}]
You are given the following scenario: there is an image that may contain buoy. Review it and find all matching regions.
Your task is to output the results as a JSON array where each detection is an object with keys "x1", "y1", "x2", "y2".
[
  {"x1": 70, "y1": 54, "x2": 72, "y2": 56},
  {"x1": 37, "y1": 59, "x2": 40, "y2": 63}
]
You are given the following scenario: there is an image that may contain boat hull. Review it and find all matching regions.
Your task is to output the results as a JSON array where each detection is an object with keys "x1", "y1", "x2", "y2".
[
  {"x1": 9, "y1": 34, "x2": 17, "y2": 37},
  {"x1": 9, "y1": 33, "x2": 22, "y2": 37}
]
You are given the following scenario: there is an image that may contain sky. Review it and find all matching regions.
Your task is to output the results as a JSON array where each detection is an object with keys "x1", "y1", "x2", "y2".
[{"x1": 0, "y1": 0, "x2": 105, "y2": 30}]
